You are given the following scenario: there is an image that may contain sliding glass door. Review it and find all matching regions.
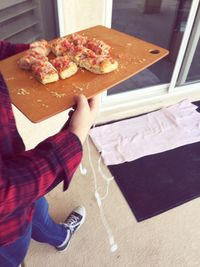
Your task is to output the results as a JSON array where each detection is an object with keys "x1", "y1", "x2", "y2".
[
  {"x1": 106, "y1": 0, "x2": 199, "y2": 95},
  {"x1": 185, "y1": 38, "x2": 200, "y2": 83}
]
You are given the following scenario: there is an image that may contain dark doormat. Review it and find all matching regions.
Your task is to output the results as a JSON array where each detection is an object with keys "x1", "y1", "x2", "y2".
[
  {"x1": 107, "y1": 101, "x2": 200, "y2": 222},
  {"x1": 108, "y1": 142, "x2": 200, "y2": 221}
]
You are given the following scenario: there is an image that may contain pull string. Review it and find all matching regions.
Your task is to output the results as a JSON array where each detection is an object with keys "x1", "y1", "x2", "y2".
[{"x1": 86, "y1": 135, "x2": 118, "y2": 252}]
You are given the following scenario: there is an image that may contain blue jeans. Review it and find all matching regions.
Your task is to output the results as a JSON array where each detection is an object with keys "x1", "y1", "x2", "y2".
[{"x1": 0, "y1": 197, "x2": 68, "y2": 267}]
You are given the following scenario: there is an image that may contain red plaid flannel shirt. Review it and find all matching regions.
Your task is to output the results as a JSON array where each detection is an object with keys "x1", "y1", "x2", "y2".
[{"x1": 0, "y1": 41, "x2": 83, "y2": 246}]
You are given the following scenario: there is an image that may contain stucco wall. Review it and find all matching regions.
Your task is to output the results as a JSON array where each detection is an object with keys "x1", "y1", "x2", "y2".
[
  {"x1": 13, "y1": 105, "x2": 69, "y2": 150},
  {"x1": 62, "y1": 0, "x2": 105, "y2": 34}
]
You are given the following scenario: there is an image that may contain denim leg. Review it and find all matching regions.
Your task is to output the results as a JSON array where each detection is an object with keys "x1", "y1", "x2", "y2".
[
  {"x1": 32, "y1": 197, "x2": 67, "y2": 247},
  {"x1": 0, "y1": 224, "x2": 32, "y2": 267}
]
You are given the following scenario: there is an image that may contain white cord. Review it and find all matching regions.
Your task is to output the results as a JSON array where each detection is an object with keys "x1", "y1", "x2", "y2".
[
  {"x1": 80, "y1": 163, "x2": 87, "y2": 175},
  {"x1": 86, "y1": 135, "x2": 118, "y2": 252},
  {"x1": 97, "y1": 156, "x2": 114, "y2": 200}
]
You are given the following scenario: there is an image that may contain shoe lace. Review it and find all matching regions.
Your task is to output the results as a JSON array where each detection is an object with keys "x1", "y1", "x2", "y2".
[{"x1": 66, "y1": 214, "x2": 80, "y2": 229}]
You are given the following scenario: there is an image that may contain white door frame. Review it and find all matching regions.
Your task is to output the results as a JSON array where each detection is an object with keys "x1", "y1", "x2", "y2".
[
  {"x1": 103, "y1": 0, "x2": 113, "y2": 28},
  {"x1": 56, "y1": 0, "x2": 65, "y2": 37}
]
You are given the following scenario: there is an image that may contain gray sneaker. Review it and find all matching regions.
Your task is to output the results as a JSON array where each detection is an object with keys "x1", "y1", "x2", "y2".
[{"x1": 56, "y1": 206, "x2": 86, "y2": 251}]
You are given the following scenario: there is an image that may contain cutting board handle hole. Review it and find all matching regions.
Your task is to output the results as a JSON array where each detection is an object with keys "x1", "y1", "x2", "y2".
[{"x1": 149, "y1": 49, "x2": 160, "y2": 54}]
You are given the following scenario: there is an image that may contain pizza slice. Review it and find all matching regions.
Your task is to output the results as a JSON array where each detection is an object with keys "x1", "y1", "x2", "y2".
[
  {"x1": 85, "y1": 38, "x2": 111, "y2": 56},
  {"x1": 50, "y1": 38, "x2": 66, "y2": 56},
  {"x1": 18, "y1": 50, "x2": 48, "y2": 70},
  {"x1": 79, "y1": 55, "x2": 118, "y2": 74},
  {"x1": 67, "y1": 33, "x2": 88, "y2": 46},
  {"x1": 31, "y1": 61, "x2": 59, "y2": 84},
  {"x1": 50, "y1": 55, "x2": 78, "y2": 79},
  {"x1": 66, "y1": 46, "x2": 97, "y2": 65},
  {"x1": 50, "y1": 38, "x2": 73, "y2": 56},
  {"x1": 30, "y1": 39, "x2": 51, "y2": 56}
]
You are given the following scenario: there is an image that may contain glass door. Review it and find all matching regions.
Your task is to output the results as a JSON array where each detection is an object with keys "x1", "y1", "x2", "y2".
[
  {"x1": 185, "y1": 38, "x2": 200, "y2": 83},
  {"x1": 107, "y1": 0, "x2": 198, "y2": 95},
  {"x1": 177, "y1": 3, "x2": 200, "y2": 85}
]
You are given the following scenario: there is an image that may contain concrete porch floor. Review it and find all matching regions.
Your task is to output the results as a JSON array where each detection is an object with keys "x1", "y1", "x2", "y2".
[{"x1": 24, "y1": 138, "x2": 200, "y2": 267}]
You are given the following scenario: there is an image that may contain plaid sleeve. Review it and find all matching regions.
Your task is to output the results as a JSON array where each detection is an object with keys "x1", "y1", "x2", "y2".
[
  {"x1": 0, "y1": 130, "x2": 82, "y2": 216},
  {"x1": 0, "y1": 41, "x2": 29, "y2": 60}
]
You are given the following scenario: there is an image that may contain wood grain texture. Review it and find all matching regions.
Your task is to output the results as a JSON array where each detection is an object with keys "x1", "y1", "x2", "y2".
[{"x1": 0, "y1": 25, "x2": 169, "y2": 123}]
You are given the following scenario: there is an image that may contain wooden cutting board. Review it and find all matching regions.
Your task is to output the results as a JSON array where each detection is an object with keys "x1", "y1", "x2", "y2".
[{"x1": 0, "y1": 25, "x2": 169, "y2": 123}]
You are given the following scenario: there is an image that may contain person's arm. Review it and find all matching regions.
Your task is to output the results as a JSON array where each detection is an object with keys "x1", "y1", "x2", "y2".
[
  {"x1": 0, "y1": 94, "x2": 100, "y2": 216},
  {"x1": 0, "y1": 129, "x2": 82, "y2": 216},
  {"x1": 0, "y1": 41, "x2": 29, "y2": 60}
]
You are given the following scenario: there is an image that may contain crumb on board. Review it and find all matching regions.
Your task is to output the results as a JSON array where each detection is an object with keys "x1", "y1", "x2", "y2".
[
  {"x1": 72, "y1": 83, "x2": 84, "y2": 91},
  {"x1": 37, "y1": 99, "x2": 42, "y2": 102},
  {"x1": 117, "y1": 54, "x2": 124, "y2": 59},
  {"x1": 72, "y1": 82, "x2": 90, "y2": 91},
  {"x1": 50, "y1": 91, "x2": 66, "y2": 98},
  {"x1": 41, "y1": 103, "x2": 49, "y2": 108},
  {"x1": 77, "y1": 86, "x2": 83, "y2": 91},
  {"x1": 17, "y1": 88, "x2": 30, "y2": 95},
  {"x1": 118, "y1": 64, "x2": 126, "y2": 70},
  {"x1": 6, "y1": 77, "x2": 14, "y2": 81},
  {"x1": 133, "y1": 58, "x2": 147, "y2": 64}
]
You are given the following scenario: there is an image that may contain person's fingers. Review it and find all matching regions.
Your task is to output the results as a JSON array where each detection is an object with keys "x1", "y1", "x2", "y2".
[
  {"x1": 74, "y1": 94, "x2": 88, "y2": 111},
  {"x1": 89, "y1": 95, "x2": 101, "y2": 112},
  {"x1": 72, "y1": 93, "x2": 100, "y2": 118}
]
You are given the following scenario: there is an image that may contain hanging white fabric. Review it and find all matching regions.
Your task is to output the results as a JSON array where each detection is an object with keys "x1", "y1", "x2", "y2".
[{"x1": 89, "y1": 100, "x2": 200, "y2": 165}]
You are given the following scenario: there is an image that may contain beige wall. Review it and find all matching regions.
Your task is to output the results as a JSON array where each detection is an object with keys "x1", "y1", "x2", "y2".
[
  {"x1": 13, "y1": 105, "x2": 69, "y2": 150},
  {"x1": 62, "y1": 0, "x2": 105, "y2": 34}
]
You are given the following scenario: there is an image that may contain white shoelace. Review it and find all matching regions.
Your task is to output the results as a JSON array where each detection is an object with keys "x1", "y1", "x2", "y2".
[{"x1": 65, "y1": 214, "x2": 80, "y2": 230}]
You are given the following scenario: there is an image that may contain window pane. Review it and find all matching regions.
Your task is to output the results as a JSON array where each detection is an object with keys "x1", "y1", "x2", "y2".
[
  {"x1": 186, "y1": 38, "x2": 200, "y2": 83},
  {"x1": 109, "y1": 0, "x2": 191, "y2": 95}
]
